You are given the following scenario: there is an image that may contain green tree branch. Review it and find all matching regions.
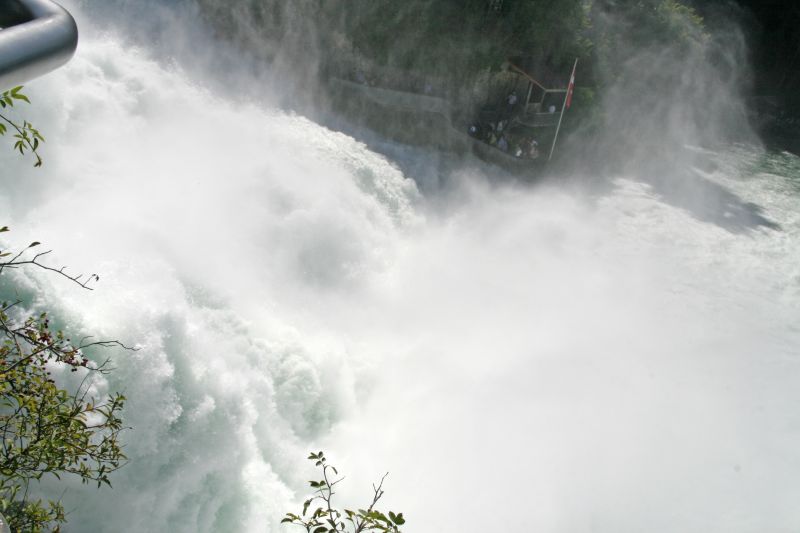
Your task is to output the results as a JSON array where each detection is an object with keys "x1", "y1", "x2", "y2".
[
  {"x1": 0, "y1": 87, "x2": 44, "y2": 167},
  {"x1": 282, "y1": 451, "x2": 405, "y2": 533}
]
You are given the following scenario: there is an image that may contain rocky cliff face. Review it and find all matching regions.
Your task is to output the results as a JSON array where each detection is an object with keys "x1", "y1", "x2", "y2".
[
  {"x1": 694, "y1": 0, "x2": 800, "y2": 142},
  {"x1": 191, "y1": 0, "x2": 583, "y2": 115}
]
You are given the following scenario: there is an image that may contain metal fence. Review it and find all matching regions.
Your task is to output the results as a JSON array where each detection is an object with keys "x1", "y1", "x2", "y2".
[{"x1": 0, "y1": 0, "x2": 78, "y2": 90}]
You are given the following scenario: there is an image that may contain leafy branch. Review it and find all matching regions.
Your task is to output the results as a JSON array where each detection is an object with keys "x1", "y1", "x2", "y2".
[
  {"x1": 0, "y1": 86, "x2": 44, "y2": 167},
  {"x1": 0, "y1": 299, "x2": 130, "y2": 531},
  {"x1": 0, "y1": 228, "x2": 132, "y2": 532},
  {"x1": 282, "y1": 451, "x2": 405, "y2": 533},
  {"x1": 0, "y1": 226, "x2": 100, "y2": 290}
]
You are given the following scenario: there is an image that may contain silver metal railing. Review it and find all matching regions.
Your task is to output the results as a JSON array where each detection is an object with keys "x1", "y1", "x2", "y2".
[{"x1": 0, "y1": 0, "x2": 78, "y2": 90}]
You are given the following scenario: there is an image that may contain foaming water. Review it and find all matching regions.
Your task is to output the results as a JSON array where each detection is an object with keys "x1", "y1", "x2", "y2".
[{"x1": 1, "y1": 2, "x2": 799, "y2": 532}]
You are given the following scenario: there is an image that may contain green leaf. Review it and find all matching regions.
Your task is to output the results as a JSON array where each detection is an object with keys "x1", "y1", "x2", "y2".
[{"x1": 11, "y1": 93, "x2": 30, "y2": 104}]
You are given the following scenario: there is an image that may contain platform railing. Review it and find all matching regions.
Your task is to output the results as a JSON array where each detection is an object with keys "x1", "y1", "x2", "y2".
[{"x1": 0, "y1": 0, "x2": 78, "y2": 91}]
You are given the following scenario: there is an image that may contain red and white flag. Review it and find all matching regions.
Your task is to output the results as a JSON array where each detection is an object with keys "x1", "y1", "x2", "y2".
[{"x1": 565, "y1": 60, "x2": 577, "y2": 109}]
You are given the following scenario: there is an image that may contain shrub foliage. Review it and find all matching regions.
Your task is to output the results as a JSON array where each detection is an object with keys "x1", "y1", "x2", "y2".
[
  {"x1": 0, "y1": 87, "x2": 44, "y2": 167},
  {"x1": 0, "y1": 231, "x2": 127, "y2": 532},
  {"x1": 282, "y1": 451, "x2": 405, "y2": 533}
]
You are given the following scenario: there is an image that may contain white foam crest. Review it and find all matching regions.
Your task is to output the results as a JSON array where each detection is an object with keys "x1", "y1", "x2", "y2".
[
  {"x1": 318, "y1": 159, "x2": 800, "y2": 532},
  {"x1": 0, "y1": 22, "x2": 419, "y2": 532},
  {"x1": 0, "y1": 4, "x2": 798, "y2": 533}
]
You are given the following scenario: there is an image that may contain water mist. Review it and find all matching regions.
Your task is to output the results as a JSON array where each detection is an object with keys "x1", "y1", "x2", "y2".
[{"x1": 0, "y1": 1, "x2": 798, "y2": 532}]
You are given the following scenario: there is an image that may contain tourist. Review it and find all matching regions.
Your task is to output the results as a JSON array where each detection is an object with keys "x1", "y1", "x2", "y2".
[
  {"x1": 355, "y1": 69, "x2": 366, "y2": 85},
  {"x1": 505, "y1": 91, "x2": 518, "y2": 119},
  {"x1": 528, "y1": 138, "x2": 539, "y2": 159},
  {"x1": 497, "y1": 135, "x2": 509, "y2": 152}
]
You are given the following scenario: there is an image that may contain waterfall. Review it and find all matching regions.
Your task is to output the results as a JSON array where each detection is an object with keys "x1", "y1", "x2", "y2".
[{"x1": 0, "y1": 1, "x2": 798, "y2": 531}]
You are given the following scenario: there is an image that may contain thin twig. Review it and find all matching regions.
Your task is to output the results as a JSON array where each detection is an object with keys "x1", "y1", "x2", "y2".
[{"x1": 0, "y1": 249, "x2": 98, "y2": 290}]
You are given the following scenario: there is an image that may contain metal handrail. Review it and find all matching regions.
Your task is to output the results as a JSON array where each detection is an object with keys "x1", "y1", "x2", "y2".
[{"x1": 0, "y1": 0, "x2": 78, "y2": 91}]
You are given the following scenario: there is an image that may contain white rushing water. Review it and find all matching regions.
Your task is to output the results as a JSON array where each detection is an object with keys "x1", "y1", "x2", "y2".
[{"x1": 1, "y1": 2, "x2": 799, "y2": 532}]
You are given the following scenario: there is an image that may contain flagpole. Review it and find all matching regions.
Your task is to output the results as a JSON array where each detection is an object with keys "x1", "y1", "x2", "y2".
[{"x1": 548, "y1": 58, "x2": 578, "y2": 161}]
